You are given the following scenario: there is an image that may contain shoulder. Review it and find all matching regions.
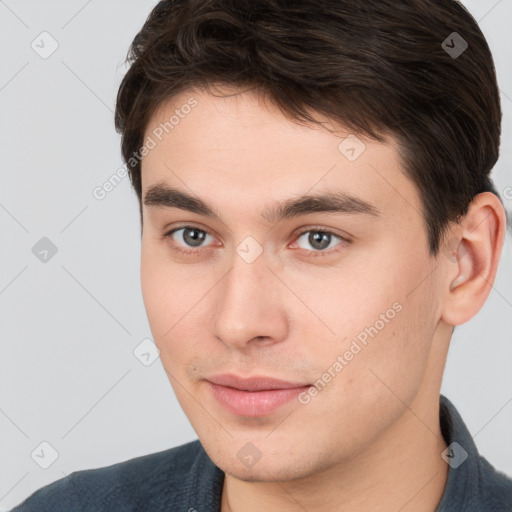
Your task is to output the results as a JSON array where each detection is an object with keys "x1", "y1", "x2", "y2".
[
  {"x1": 10, "y1": 440, "x2": 215, "y2": 512},
  {"x1": 473, "y1": 455, "x2": 512, "y2": 511},
  {"x1": 437, "y1": 395, "x2": 512, "y2": 511}
]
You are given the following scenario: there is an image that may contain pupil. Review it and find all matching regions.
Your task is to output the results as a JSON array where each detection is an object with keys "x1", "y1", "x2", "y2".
[
  {"x1": 310, "y1": 231, "x2": 330, "y2": 250},
  {"x1": 184, "y1": 228, "x2": 205, "y2": 247}
]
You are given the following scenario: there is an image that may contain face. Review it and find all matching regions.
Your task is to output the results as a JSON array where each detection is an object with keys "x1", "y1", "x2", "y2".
[{"x1": 140, "y1": 87, "x2": 446, "y2": 481}]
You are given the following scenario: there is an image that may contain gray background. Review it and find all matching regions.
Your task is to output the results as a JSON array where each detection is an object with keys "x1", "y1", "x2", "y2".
[{"x1": 1, "y1": 0, "x2": 511, "y2": 509}]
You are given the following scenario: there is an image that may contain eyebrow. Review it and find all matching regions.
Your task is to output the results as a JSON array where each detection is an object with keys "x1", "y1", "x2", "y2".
[{"x1": 143, "y1": 183, "x2": 380, "y2": 224}]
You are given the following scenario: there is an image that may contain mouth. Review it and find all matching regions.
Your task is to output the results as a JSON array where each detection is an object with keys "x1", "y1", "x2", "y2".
[{"x1": 206, "y1": 374, "x2": 312, "y2": 417}]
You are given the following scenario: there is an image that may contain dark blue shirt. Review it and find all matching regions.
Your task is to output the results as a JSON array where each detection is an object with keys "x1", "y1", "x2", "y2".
[{"x1": 10, "y1": 395, "x2": 512, "y2": 511}]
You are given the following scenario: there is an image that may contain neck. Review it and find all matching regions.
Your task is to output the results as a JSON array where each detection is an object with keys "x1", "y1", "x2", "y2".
[{"x1": 221, "y1": 392, "x2": 449, "y2": 512}]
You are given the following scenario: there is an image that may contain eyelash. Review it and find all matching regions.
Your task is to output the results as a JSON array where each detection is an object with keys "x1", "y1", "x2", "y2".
[{"x1": 163, "y1": 224, "x2": 350, "y2": 258}]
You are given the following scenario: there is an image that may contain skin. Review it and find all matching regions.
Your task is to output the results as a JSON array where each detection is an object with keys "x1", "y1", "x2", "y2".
[{"x1": 139, "y1": 85, "x2": 505, "y2": 511}]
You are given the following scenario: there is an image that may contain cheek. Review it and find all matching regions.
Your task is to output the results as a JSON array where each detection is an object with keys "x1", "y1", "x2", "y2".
[
  {"x1": 297, "y1": 295, "x2": 436, "y2": 453},
  {"x1": 304, "y1": 246, "x2": 438, "y2": 393},
  {"x1": 141, "y1": 246, "x2": 173, "y2": 336},
  {"x1": 140, "y1": 241, "x2": 219, "y2": 368},
  {"x1": 140, "y1": 242, "x2": 187, "y2": 358},
  {"x1": 140, "y1": 239, "x2": 201, "y2": 327}
]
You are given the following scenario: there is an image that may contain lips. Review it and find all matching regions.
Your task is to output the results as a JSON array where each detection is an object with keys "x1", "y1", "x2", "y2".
[{"x1": 206, "y1": 374, "x2": 311, "y2": 417}]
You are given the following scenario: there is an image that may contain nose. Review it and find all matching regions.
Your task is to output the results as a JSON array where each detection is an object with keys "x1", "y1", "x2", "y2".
[{"x1": 213, "y1": 252, "x2": 289, "y2": 350}]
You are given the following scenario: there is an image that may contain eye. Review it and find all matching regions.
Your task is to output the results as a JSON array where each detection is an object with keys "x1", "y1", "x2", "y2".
[
  {"x1": 164, "y1": 225, "x2": 216, "y2": 253},
  {"x1": 291, "y1": 228, "x2": 348, "y2": 255},
  {"x1": 163, "y1": 225, "x2": 349, "y2": 257}
]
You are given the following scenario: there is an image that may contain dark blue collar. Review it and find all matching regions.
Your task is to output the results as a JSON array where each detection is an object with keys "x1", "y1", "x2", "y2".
[{"x1": 435, "y1": 394, "x2": 512, "y2": 511}]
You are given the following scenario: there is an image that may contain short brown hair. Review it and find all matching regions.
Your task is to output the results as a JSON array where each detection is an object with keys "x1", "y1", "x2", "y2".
[{"x1": 115, "y1": 0, "x2": 502, "y2": 253}]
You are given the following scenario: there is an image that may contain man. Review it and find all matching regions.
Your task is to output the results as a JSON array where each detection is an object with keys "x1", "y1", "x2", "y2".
[{"x1": 11, "y1": 0, "x2": 512, "y2": 510}]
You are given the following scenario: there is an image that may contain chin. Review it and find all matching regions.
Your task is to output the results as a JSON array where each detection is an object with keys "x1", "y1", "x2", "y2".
[
  {"x1": 202, "y1": 438, "x2": 325, "y2": 482},
  {"x1": 221, "y1": 460, "x2": 318, "y2": 483}
]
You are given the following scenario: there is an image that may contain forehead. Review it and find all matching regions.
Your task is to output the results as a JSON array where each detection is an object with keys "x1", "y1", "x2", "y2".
[{"x1": 140, "y1": 87, "x2": 421, "y2": 224}]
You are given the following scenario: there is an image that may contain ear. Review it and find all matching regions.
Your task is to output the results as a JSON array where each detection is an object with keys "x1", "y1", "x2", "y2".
[{"x1": 440, "y1": 192, "x2": 506, "y2": 326}]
